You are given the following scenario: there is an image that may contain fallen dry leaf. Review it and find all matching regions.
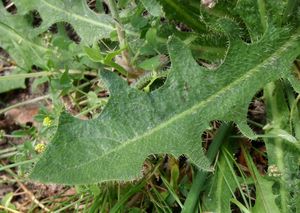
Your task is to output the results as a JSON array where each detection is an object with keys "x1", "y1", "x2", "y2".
[{"x1": 5, "y1": 105, "x2": 39, "y2": 126}]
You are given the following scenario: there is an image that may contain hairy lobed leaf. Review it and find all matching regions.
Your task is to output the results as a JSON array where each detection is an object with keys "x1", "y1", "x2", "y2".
[
  {"x1": 0, "y1": 6, "x2": 49, "y2": 69},
  {"x1": 30, "y1": 24, "x2": 300, "y2": 184},
  {"x1": 0, "y1": 4, "x2": 56, "y2": 93},
  {"x1": 0, "y1": 0, "x2": 115, "y2": 93},
  {"x1": 14, "y1": 0, "x2": 115, "y2": 44}
]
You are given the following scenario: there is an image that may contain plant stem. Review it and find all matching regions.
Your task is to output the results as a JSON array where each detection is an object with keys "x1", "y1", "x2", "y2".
[
  {"x1": 0, "y1": 78, "x2": 99, "y2": 115},
  {"x1": 107, "y1": 0, "x2": 131, "y2": 73},
  {"x1": 257, "y1": 0, "x2": 267, "y2": 31},
  {"x1": 0, "y1": 151, "x2": 17, "y2": 159},
  {"x1": 107, "y1": 0, "x2": 127, "y2": 49},
  {"x1": 4, "y1": 166, "x2": 51, "y2": 212},
  {"x1": 0, "y1": 159, "x2": 36, "y2": 172},
  {"x1": 75, "y1": 101, "x2": 107, "y2": 117},
  {"x1": 0, "y1": 205, "x2": 21, "y2": 213},
  {"x1": 0, "y1": 95, "x2": 50, "y2": 115},
  {"x1": 263, "y1": 82, "x2": 290, "y2": 213},
  {"x1": 0, "y1": 146, "x2": 20, "y2": 154},
  {"x1": 182, "y1": 123, "x2": 232, "y2": 213},
  {"x1": 54, "y1": 197, "x2": 88, "y2": 213},
  {"x1": 0, "y1": 70, "x2": 96, "y2": 81}
]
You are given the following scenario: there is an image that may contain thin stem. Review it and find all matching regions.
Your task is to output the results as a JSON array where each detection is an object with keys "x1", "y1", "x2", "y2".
[
  {"x1": 3, "y1": 134, "x2": 26, "y2": 138},
  {"x1": 0, "y1": 70, "x2": 96, "y2": 81},
  {"x1": 257, "y1": 0, "x2": 267, "y2": 31},
  {"x1": 0, "y1": 146, "x2": 20, "y2": 154},
  {"x1": 18, "y1": 180, "x2": 51, "y2": 212},
  {"x1": 107, "y1": 0, "x2": 131, "y2": 73},
  {"x1": 263, "y1": 82, "x2": 289, "y2": 213},
  {"x1": 0, "y1": 159, "x2": 36, "y2": 172},
  {"x1": 0, "y1": 151, "x2": 18, "y2": 159},
  {"x1": 0, "y1": 95, "x2": 50, "y2": 114},
  {"x1": 0, "y1": 71, "x2": 52, "y2": 80},
  {"x1": 0, "y1": 77, "x2": 99, "y2": 115},
  {"x1": 5, "y1": 2, "x2": 14, "y2": 10},
  {"x1": 4, "y1": 166, "x2": 51, "y2": 212},
  {"x1": 0, "y1": 205, "x2": 21, "y2": 213},
  {"x1": 75, "y1": 100, "x2": 107, "y2": 117},
  {"x1": 107, "y1": 0, "x2": 125, "y2": 49},
  {"x1": 54, "y1": 197, "x2": 88, "y2": 213}
]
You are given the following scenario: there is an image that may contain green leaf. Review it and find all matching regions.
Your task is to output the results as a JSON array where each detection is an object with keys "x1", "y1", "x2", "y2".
[
  {"x1": 137, "y1": 55, "x2": 163, "y2": 70},
  {"x1": 0, "y1": 7, "x2": 51, "y2": 66},
  {"x1": 0, "y1": 3, "x2": 87, "y2": 92},
  {"x1": 252, "y1": 176, "x2": 281, "y2": 213},
  {"x1": 0, "y1": 68, "x2": 26, "y2": 93},
  {"x1": 1, "y1": 192, "x2": 16, "y2": 210},
  {"x1": 157, "y1": 0, "x2": 207, "y2": 33},
  {"x1": 235, "y1": 0, "x2": 300, "y2": 41},
  {"x1": 202, "y1": 147, "x2": 239, "y2": 213},
  {"x1": 288, "y1": 73, "x2": 300, "y2": 94},
  {"x1": 14, "y1": 0, "x2": 115, "y2": 44},
  {"x1": 30, "y1": 26, "x2": 300, "y2": 184},
  {"x1": 243, "y1": 148, "x2": 281, "y2": 213},
  {"x1": 84, "y1": 46, "x2": 128, "y2": 75},
  {"x1": 264, "y1": 81, "x2": 300, "y2": 212},
  {"x1": 235, "y1": 0, "x2": 267, "y2": 41},
  {"x1": 83, "y1": 46, "x2": 104, "y2": 62},
  {"x1": 140, "y1": 0, "x2": 163, "y2": 17},
  {"x1": 104, "y1": 48, "x2": 126, "y2": 64},
  {"x1": 182, "y1": 123, "x2": 232, "y2": 213},
  {"x1": 0, "y1": 6, "x2": 53, "y2": 92}
]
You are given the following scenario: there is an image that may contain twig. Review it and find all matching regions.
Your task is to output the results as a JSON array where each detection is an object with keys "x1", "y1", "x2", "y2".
[
  {"x1": 0, "y1": 69, "x2": 97, "y2": 81},
  {"x1": 0, "y1": 66, "x2": 16, "y2": 72},
  {"x1": 0, "y1": 159, "x2": 36, "y2": 172},
  {"x1": 87, "y1": 0, "x2": 96, "y2": 7},
  {"x1": 17, "y1": 181, "x2": 51, "y2": 212},
  {"x1": 5, "y1": 2, "x2": 14, "y2": 10},
  {"x1": 0, "y1": 95, "x2": 50, "y2": 115},
  {"x1": 0, "y1": 205, "x2": 21, "y2": 213},
  {"x1": 0, "y1": 76, "x2": 99, "y2": 115},
  {"x1": 1, "y1": 163, "x2": 51, "y2": 212}
]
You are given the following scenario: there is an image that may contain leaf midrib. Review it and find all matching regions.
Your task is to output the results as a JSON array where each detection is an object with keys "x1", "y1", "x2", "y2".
[{"x1": 64, "y1": 32, "x2": 300, "y2": 170}]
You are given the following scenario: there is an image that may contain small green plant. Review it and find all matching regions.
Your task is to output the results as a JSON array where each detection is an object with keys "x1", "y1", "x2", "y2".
[{"x1": 1, "y1": 0, "x2": 300, "y2": 212}]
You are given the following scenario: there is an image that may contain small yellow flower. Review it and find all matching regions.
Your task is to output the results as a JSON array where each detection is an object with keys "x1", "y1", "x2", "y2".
[
  {"x1": 43, "y1": 116, "x2": 52, "y2": 127},
  {"x1": 35, "y1": 143, "x2": 46, "y2": 153}
]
